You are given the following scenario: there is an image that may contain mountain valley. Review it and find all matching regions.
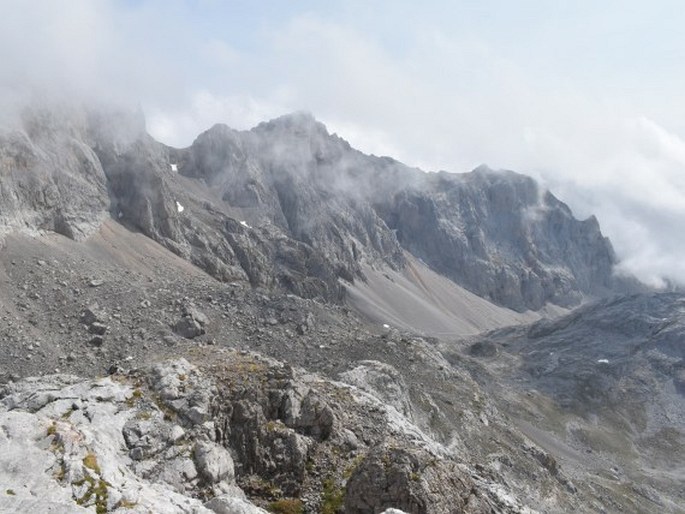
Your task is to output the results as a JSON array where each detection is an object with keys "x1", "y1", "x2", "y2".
[{"x1": 0, "y1": 104, "x2": 681, "y2": 514}]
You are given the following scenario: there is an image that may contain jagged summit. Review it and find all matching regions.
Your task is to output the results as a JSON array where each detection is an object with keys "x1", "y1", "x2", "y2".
[
  {"x1": 252, "y1": 110, "x2": 325, "y2": 134},
  {"x1": 0, "y1": 104, "x2": 636, "y2": 311}
]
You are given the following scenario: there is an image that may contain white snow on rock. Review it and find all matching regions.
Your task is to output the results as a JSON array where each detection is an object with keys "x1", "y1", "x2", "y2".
[
  {"x1": 170, "y1": 163, "x2": 178, "y2": 172},
  {"x1": 176, "y1": 201, "x2": 184, "y2": 213},
  {"x1": 597, "y1": 359, "x2": 609, "y2": 364},
  {"x1": 239, "y1": 220, "x2": 250, "y2": 229}
]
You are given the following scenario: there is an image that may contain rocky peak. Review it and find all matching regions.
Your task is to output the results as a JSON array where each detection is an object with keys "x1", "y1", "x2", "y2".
[
  {"x1": 0, "y1": 103, "x2": 639, "y2": 309},
  {"x1": 252, "y1": 111, "x2": 326, "y2": 137},
  {"x1": 372, "y1": 164, "x2": 626, "y2": 311}
]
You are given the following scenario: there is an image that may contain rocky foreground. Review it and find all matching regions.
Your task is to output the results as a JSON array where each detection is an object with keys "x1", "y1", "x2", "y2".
[{"x1": 0, "y1": 348, "x2": 583, "y2": 513}]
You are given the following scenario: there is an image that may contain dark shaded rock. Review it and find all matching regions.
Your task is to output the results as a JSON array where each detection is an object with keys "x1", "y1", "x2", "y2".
[
  {"x1": 173, "y1": 317, "x2": 205, "y2": 339},
  {"x1": 88, "y1": 322, "x2": 107, "y2": 335},
  {"x1": 182, "y1": 304, "x2": 208, "y2": 326},
  {"x1": 469, "y1": 341, "x2": 498, "y2": 358},
  {"x1": 88, "y1": 335, "x2": 104, "y2": 347},
  {"x1": 373, "y1": 168, "x2": 631, "y2": 311},
  {"x1": 675, "y1": 368, "x2": 685, "y2": 396},
  {"x1": 80, "y1": 306, "x2": 103, "y2": 326},
  {"x1": 344, "y1": 446, "x2": 486, "y2": 514}
]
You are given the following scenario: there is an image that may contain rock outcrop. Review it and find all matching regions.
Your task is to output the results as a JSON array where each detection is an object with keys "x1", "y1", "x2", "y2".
[
  {"x1": 374, "y1": 167, "x2": 623, "y2": 311},
  {"x1": 0, "y1": 349, "x2": 598, "y2": 513}
]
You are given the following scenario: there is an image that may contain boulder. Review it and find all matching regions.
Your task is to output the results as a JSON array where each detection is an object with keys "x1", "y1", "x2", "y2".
[
  {"x1": 194, "y1": 441, "x2": 235, "y2": 484},
  {"x1": 174, "y1": 317, "x2": 205, "y2": 339},
  {"x1": 205, "y1": 495, "x2": 268, "y2": 514}
]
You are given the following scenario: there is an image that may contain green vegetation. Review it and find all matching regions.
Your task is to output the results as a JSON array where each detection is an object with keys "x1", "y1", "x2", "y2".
[
  {"x1": 54, "y1": 463, "x2": 66, "y2": 481},
  {"x1": 115, "y1": 498, "x2": 139, "y2": 509},
  {"x1": 126, "y1": 387, "x2": 144, "y2": 407},
  {"x1": 135, "y1": 410, "x2": 153, "y2": 420},
  {"x1": 241, "y1": 474, "x2": 282, "y2": 499},
  {"x1": 74, "y1": 475, "x2": 109, "y2": 514},
  {"x1": 342, "y1": 454, "x2": 365, "y2": 479},
  {"x1": 83, "y1": 452, "x2": 101, "y2": 474},
  {"x1": 5, "y1": 489, "x2": 15, "y2": 496},
  {"x1": 321, "y1": 477, "x2": 344, "y2": 514},
  {"x1": 265, "y1": 420, "x2": 283, "y2": 432},
  {"x1": 268, "y1": 498, "x2": 304, "y2": 514}
]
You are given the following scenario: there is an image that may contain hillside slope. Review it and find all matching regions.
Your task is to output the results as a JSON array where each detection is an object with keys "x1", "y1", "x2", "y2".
[{"x1": 444, "y1": 293, "x2": 685, "y2": 513}]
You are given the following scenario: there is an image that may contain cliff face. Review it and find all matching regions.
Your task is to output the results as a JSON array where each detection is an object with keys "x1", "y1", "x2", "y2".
[
  {"x1": 0, "y1": 107, "x2": 110, "y2": 240},
  {"x1": 374, "y1": 168, "x2": 619, "y2": 311},
  {"x1": 0, "y1": 105, "x2": 627, "y2": 310}
]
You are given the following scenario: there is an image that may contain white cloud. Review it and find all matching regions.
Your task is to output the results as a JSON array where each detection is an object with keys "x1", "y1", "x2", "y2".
[
  {"x1": 146, "y1": 90, "x2": 285, "y2": 146},
  {"x1": 529, "y1": 115, "x2": 685, "y2": 287},
  {"x1": 1, "y1": 2, "x2": 684, "y2": 287}
]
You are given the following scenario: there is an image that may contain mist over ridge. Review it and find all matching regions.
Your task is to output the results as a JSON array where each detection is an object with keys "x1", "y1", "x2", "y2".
[
  {"x1": 1, "y1": 4, "x2": 685, "y2": 512},
  {"x1": 2, "y1": 1, "x2": 684, "y2": 288}
]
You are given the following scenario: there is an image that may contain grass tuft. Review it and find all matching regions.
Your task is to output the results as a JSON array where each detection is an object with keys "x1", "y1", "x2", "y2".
[
  {"x1": 83, "y1": 452, "x2": 101, "y2": 474},
  {"x1": 268, "y1": 498, "x2": 303, "y2": 514}
]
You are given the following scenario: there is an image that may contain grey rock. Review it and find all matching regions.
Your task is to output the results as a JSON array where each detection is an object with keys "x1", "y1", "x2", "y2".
[
  {"x1": 0, "y1": 106, "x2": 109, "y2": 241},
  {"x1": 344, "y1": 446, "x2": 488, "y2": 514},
  {"x1": 373, "y1": 167, "x2": 634, "y2": 311},
  {"x1": 88, "y1": 322, "x2": 107, "y2": 335},
  {"x1": 205, "y1": 495, "x2": 268, "y2": 514},
  {"x1": 0, "y1": 105, "x2": 637, "y2": 310},
  {"x1": 87, "y1": 335, "x2": 104, "y2": 347},
  {"x1": 285, "y1": 390, "x2": 334, "y2": 440},
  {"x1": 79, "y1": 307, "x2": 103, "y2": 326},
  {"x1": 340, "y1": 360, "x2": 413, "y2": 418},
  {"x1": 182, "y1": 304, "x2": 209, "y2": 326},
  {"x1": 193, "y1": 441, "x2": 235, "y2": 484},
  {"x1": 174, "y1": 316, "x2": 205, "y2": 339}
]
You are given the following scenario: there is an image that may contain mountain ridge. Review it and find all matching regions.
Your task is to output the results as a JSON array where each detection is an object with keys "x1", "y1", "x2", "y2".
[
  {"x1": 0, "y1": 102, "x2": 681, "y2": 514},
  {"x1": 0, "y1": 103, "x2": 636, "y2": 312}
]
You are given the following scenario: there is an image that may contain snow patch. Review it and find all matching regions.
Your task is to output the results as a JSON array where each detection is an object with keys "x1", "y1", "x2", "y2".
[
  {"x1": 240, "y1": 220, "x2": 251, "y2": 229},
  {"x1": 597, "y1": 359, "x2": 609, "y2": 364},
  {"x1": 383, "y1": 323, "x2": 390, "y2": 329},
  {"x1": 170, "y1": 163, "x2": 178, "y2": 172},
  {"x1": 176, "y1": 201, "x2": 184, "y2": 213}
]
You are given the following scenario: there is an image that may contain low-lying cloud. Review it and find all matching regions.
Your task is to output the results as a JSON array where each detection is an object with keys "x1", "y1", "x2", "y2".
[{"x1": 2, "y1": 1, "x2": 684, "y2": 287}]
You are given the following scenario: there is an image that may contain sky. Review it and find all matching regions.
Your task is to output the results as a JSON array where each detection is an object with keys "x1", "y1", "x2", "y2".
[{"x1": 1, "y1": 0, "x2": 684, "y2": 287}]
